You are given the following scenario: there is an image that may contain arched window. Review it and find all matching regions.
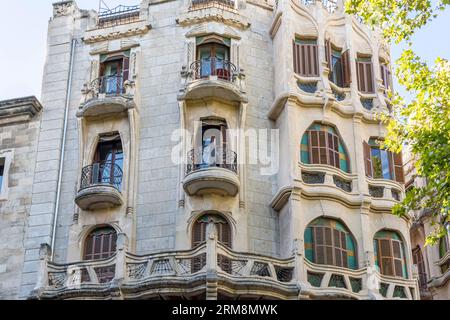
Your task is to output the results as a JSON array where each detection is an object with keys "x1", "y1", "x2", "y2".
[
  {"x1": 192, "y1": 214, "x2": 231, "y2": 248},
  {"x1": 374, "y1": 230, "x2": 407, "y2": 278},
  {"x1": 300, "y1": 123, "x2": 349, "y2": 172},
  {"x1": 191, "y1": 214, "x2": 232, "y2": 273},
  {"x1": 439, "y1": 236, "x2": 450, "y2": 273},
  {"x1": 412, "y1": 246, "x2": 427, "y2": 289},
  {"x1": 83, "y1": 226, "x2": 117, "y2": 261},
  {"x1": 92, "y1": 133, "x2": 124, "y2": 190},
  {"x1": 304, "y1": 218, "x2": 357, "y2": 269}
]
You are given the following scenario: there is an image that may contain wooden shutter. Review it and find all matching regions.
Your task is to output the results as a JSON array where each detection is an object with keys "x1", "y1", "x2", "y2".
[
  {"x1": 84, "y1": 228, "x2": 117, "y2": 261},
  {"x1": 380, "y1": 64, "x2": 391, "y2": 91},
  {"x1": 122, "y1": 56, "x2": 130, "y2": 81},
  {"x1": 341, "y1": 50, "x2": 351, "y2": 88},
  {"x1": 309, "y1": 131, "x2": 320, "y2": 164},
  {"x1": 393, "y1": 152, "x2": 405, "y2": 183},
  {"x1": 217, "y1": 222, "x2": 231, "y2": 248},
  {"x1": 325, "y1": 39, "x2": 332, "y2": 69},
  {"x1": 363, "y1": 141, "x2": 373, "y2": 178},
  {"x1": 293, "y1": 40, "x2": 319, "y2": 77},
  {"x1": 357, "y1": 60, "x2": 374, "y2": 93},
  {"x1": 192, "y1": 221, "x2": 206, "y2": 248}
]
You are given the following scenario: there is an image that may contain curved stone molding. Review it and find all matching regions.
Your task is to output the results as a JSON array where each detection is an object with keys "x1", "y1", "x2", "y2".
[
  {"x1": 183, "y1": 167, "x2": 240, "y2": 196},
  {"x1": 178, "y1": 77, "x2": 247, "y2": 103},
  {"x1": 77, "y1": 96, "x2": 136, "y2": 118},
  {"x1": 75, "y1": 185, "x2": 124, "y2": 210},
  {"x1": 176, "y1": 7, "x2": 251, "y2": 30}
]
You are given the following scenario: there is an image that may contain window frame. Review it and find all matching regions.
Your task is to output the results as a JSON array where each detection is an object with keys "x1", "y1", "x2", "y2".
[
  {"x1": 83, "y1": 226, "x2": 118, "y2": 261},
  {"x1": 293, "y1": 38, "x2": 319, "y2": 77},
  {"x1": 0, "y1": 150, "x2": 13, "y2": 201},
  {"x1": 374, "y1": 231, "x2": 408, "y2": 278}
]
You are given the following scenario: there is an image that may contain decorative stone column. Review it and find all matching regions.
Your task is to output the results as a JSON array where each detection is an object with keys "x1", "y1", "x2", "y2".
[{"x1": 205, "y1": 221, "x2": 218, "y2": 300}]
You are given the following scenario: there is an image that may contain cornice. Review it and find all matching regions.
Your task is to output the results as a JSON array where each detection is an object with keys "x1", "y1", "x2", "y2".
[
  {"x1": 0, "y1": 96, "x2": 43, "y2": 126},
  {"x1": 176, "y1": 8, "x2": 251, "y2": 30},
  {"x1": 83, "y1": 23, "x2": 151, "y2": 44}
]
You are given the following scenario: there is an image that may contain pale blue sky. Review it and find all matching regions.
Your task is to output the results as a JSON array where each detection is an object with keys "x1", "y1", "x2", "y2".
[{"x1": 0, "y1": 1, "x2": 448, "y2": 100}]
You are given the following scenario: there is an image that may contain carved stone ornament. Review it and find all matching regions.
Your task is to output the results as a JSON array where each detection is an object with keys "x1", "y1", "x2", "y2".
[{"x1": 53, "y1": 1, "x2": 76, "y2": 18}]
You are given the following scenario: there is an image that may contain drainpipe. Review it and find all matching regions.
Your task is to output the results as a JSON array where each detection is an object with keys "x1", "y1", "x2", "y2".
[{"x1": 50, "y1": 38, "x2": 77, "y2": 261}]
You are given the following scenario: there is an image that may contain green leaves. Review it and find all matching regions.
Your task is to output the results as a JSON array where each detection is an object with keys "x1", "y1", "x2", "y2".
[
  {"x1": 345, "y1": 0, "x2": 448, "y2": 44},
  {"x1": 345, "y1": 1, "x2": 450, "y2": 245}
]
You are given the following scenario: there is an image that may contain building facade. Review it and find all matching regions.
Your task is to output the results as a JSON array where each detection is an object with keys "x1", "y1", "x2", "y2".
[
  {"x1": 405, "y1": 151, "x2": 450, "y2": 300},
  {"x1": 0, "y1": 0, "x2": 435, "y2": 300}
]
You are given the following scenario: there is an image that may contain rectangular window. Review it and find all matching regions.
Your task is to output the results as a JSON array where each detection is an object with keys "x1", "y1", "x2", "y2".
[
  {"x1": 99, "y1": 51, "x2": 130, "y2": 95},
  {"x1": 330, "y1": 50, "x2": 344, "y2": 87},
  {"x1": 371, "y1": 147, "x2": 392, "y2": 180},
  {"x1": 380, "y1": 62, "x2": 392, "y2": 93},
  {"x1": 293, "y1": 39, "x2": 319, "y2": 77},
  {"x1": 356, "y1": 57, "x2": 374, "y2": 93}
]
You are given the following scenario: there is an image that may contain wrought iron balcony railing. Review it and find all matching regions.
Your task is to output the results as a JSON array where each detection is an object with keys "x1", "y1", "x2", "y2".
[
  {"x1": 89, "y1": 75, "x2": 126, "y2": 96},
  {"x1": 98, "y1": 5, "x2": 140, "y2": 28},
  {"x1": 80, "y1": 161, "x2": 123, "y2": 191},
  {"x1": 190, "y1": 58, "x2": 237, "y2": 82},
  {"x1": 186, "y1": 147, "x2": 238, "y2": 175},
  {"x1": 190, "y1": 0, "x2": 235, "y2": 10}
]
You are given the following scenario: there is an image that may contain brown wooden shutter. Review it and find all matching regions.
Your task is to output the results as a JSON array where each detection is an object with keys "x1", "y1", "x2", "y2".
[
  {"x1": 293, "y1": 40, "x2": 319, "y2": 77},
  {"x1": 122, "y1": 56, "x2": 130, "y2": 81},
  {"x1": 309, "y1": 131, "x2": 320, "y2": 164},
  {"x1": 366, "y1": 62, "x2": 374, "y2": 93},
  {"x1": 325, "y1": 39, "x2": 332, "y2": 69},
  {"x1": 342, "y1": 50, "x2": 351, "y2": 88},
  {"x1": 192, "y1": 221, "x2": 206, "y2": 248},
  {"x1": 217, "y1": 223, "x2": 231, "y2": 248},
  {"x1": 393, "y1": 152, "x2": 405, "y2": 183},
  {"x1": 363, "y1": 141, "x2": 373, "y2": 178},
  {"x1": 380, "y1": 64, "x2": 391, "y2": 91},
  {"x1": 356, "y1": 61, "x2": 364, "y2": 92}
]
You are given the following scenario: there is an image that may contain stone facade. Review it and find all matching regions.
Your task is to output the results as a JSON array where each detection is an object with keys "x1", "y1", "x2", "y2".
[
  {"x1": 0, "y1": 0, "x2": 446, "y2": 300},
  {"x1": 0, "y1": 97, "x2": 43, "y2": 299}
]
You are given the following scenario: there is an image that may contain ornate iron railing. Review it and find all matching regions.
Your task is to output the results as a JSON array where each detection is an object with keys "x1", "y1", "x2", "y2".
[
  {"x1": 98, "y1": 5, "x2": 140, "y2": 28},
  {"x1": 190, "y1": 0, "x2": 235, "y2": 10},
  {"x1": 190, "y1": 58, "x2": 237, "y2": 81},
  {"x1": 89, "y1": 75, "x2": 126, "y2": 96},
  {"x1": 186, "y1": 147, "x2": 238, "y2": 174},
  {"x1": 80, "y1": 161, "x2": 123, "y2": 191}
]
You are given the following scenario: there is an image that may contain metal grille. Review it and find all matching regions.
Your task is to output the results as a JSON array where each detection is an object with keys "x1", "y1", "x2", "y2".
[
  {"x1": 95, "y1": 265, "x2": 115, "y2": 283},
  {"x1": 190, "y1": 58, "x2": 237, "y2": 81},
  {"x1": 79, "y1": 161, "x2": 123, "y2": 191},
  {"x1": 89, "y1": 75, "x2": 125, "y2": 96},
  {"x1": 298, "y1": 81, "x2": 318, "y2": 93},
  {"x1": 379, "y1": 282, "x2": 389, "y2": 297},
  {"x1": 274, "y1": 266, "x2": 294, "y2": 283},
  {"x1": 361, "y1": 98, "x2": 374, "y2": 111},
  {"x1": 190, "y1": 0, "x2": 235, "y2": 10},
  {"x1": 151, "y1": 259, "x2": 173, "y2": 275},
  {"x1": 307, "y1": 272, "x2": 324, "y2": 287},
  {"x1": 250, "y1": 262, "x2": 271, "y2": 277},
  {"x1": 349, "y1": 277, "x2": 362, "y2": 293},
  {"x1": 393, "y1": 286, "x2": 407, "y2": 298},
  {"x1": 328, "y1": 274, "x2": 346, "y2": 289},
  {"x1": 333, "y1": 175, "x2": 352, "y2": 192},
  {"x1": 369, "y1": 186, "x2": 384, "y2": 198},
  {"x1": 302, "y1": 172, "x2": 325, "y2": 184},
  {"x1": 186, "y1": 147, "x2": 238, "y2": 174},
  {"x1": 98, "y1": 4, "x2": 140, "y2": 28}
]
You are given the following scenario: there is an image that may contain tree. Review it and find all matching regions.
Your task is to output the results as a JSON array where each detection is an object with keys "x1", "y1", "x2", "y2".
[{"x1": 345, "y1": 0, "x2": 450, "y2": 244}]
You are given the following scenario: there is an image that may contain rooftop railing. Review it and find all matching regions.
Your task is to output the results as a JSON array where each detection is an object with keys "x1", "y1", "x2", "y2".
[{"x1": 98, "y1": 4, "x2": 140, "y2": 28}]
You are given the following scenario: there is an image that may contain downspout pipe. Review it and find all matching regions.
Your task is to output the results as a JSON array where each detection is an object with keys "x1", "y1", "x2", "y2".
[{"x1": 51, "y1": 38, "x2": 77, "y2": 261}]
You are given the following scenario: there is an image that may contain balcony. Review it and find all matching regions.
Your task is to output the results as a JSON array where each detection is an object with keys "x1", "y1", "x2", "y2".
[
  {"x1": 183, "y1": 147, "x2": 240, "y2": 196},
  {"x1": 75, "y1": 161, "x2": 124, "y2": 210},
  {"x1": 179, "y1": 58, "x2": 247, "y2": 103},
  {"x1": 78, "y1": 75, "x2": 136, "y2": 118},
  {"x1": 32, "y1": 230, "x2": 419, "y2": 300},
  {"x1": 32, "y1": 230, "x2": 298, "y2": 300},
  {"x1": 304, "y1": 259, "x2": 419, "y2": 300}
]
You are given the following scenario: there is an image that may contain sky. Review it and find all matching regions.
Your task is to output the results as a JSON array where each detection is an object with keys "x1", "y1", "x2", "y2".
[{"x1": 0, "y1": 1, "x2": 448, "y2": 101}]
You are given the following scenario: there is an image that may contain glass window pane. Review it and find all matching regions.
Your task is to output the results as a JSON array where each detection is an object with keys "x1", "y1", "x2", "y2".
[{"x1": 380, "y1": 149, "x2": 392, "y2": 179}]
